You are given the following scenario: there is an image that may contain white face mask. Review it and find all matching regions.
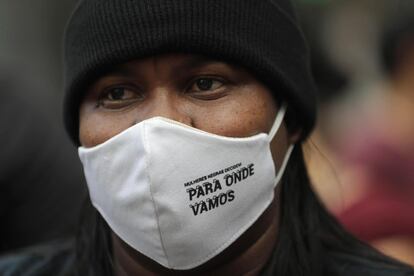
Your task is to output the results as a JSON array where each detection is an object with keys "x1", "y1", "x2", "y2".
[{"x1": 78, "y1": 104, "x2": 294, "y2": 270}]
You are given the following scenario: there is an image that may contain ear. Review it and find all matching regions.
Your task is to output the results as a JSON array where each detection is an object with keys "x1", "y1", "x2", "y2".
[
  {"x1": 288, "y1": 128, "x2": 302, "y2": 145},
  {"x1": 283, "y1": 104, "x2": 303, "y2": 145}
]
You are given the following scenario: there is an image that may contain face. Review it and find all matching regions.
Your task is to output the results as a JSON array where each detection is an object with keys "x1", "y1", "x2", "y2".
[{"x1": 78, "y1": 53, "x2": 298, "y2": 274}]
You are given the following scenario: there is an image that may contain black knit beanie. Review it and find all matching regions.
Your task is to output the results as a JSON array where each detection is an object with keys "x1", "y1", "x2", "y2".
[{"x1": 64, "y1": 0, "x2": 317, "y2": 144}]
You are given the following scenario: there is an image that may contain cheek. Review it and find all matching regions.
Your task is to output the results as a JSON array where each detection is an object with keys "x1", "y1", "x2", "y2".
[{"x1": 79, "y1": 104, "x2": 136, "y2": 147}]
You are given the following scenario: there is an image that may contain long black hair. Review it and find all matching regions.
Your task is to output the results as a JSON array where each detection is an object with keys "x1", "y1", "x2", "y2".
[{"x1": 75, "y1": 144, "x2": 412, "y2": 276}]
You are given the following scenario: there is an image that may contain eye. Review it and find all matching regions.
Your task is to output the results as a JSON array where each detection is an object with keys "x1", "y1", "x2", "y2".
[
  {"x1": 98, "y1": 86, "x2": 143, "y2": 109},
  {"x1": 106, "y1": 87, "x2": 134, "y2": 100},
  {"x1": 191, "y1": 77, "x2": 224, "y2": 92}
]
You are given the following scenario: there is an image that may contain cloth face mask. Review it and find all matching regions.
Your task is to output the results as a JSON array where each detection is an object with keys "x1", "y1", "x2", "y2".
[{"x1": 78, "y1": 104, "x2": 294, "y2": 270}]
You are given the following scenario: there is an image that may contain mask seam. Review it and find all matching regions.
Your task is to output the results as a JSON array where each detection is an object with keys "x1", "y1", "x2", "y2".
[
  {"x1": 142, "y1": 121, "x2": 171, "y2": 268},
  {"x1": 143, "y1": 125, "x2": 263, "y2": 268}
]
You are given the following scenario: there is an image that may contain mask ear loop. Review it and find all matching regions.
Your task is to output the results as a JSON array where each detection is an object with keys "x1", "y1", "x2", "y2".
[
  {"x1": 266, "y1": 103, "x2": 295, "y2": 186},
  {"x1": 274, "y1": 144, "x2": 294, "y2": 186},
  {"x1": 268, "y1": 103, "x2": 288, "y2": 141}
]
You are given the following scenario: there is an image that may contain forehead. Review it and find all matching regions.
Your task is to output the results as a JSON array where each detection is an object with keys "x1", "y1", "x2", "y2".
[
  {"x1": 108, "y1": 53, "x2": 242, "y2": 72},
  {"x1": 96, "y1": 53, "x2": 253, "y2": 81}
]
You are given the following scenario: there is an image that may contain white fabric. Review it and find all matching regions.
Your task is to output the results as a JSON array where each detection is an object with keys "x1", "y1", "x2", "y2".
[{"x1": 78, "y1": 104, "x2": 294, "y2": 270}]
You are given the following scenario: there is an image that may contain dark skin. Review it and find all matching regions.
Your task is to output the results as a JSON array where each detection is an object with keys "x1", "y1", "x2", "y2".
[{"x1": 79, "y1": 54, "x2": 300, "y2": 275}]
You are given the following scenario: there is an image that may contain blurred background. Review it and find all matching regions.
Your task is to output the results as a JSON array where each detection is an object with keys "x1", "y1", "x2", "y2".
[
  {"x1": 0, "y1": 0, "x2": 86, "y2": 254},
  {"x1": 298, "y1": 0, "x2": 414, "y2": 266},
  {"x1": 0, "y1": 0, "x2": 413, "y2": 267}
]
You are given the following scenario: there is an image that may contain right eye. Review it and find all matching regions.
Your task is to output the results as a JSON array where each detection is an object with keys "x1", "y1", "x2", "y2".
[
  {"x1": 98, "y1": 86, "x2": 143, "y2": 109},
  {"x1": 190, "y1": 77, "x2": 224, "y2": 93}
]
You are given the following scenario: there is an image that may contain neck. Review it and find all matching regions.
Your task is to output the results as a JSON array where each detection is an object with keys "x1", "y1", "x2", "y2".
[{"x1": 113, "y1": 195, "x2": 280, "y2": 276}]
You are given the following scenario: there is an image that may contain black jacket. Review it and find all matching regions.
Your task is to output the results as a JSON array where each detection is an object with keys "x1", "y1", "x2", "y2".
[{"x1": 1, "y1": 240, "x2": 414, "y2": 276}]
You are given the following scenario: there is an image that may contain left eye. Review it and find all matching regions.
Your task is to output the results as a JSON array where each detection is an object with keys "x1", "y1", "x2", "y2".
[
  {"x1": 191, "y1": 78, "x2": 224, "y2": 92},
  {"x1": 106, "y1": 87, "x2": 137, "y2": 101}
]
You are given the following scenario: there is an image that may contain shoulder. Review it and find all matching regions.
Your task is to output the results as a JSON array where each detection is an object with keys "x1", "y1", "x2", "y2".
[
  {"x1": 327, "y1": 251, "x2": 414, "y2": 276},
  {"x1": 0, "y1": 239, "x2": 76, "y2": 276}
]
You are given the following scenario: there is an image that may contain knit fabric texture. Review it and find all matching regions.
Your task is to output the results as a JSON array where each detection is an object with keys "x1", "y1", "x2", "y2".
[{"x1": 64, "y1": 0, "x2": 317, "y2": 144}]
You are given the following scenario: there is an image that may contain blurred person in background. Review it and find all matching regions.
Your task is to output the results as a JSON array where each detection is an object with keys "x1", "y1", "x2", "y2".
[
  {"x1": 305, "y1": 9, "x2": 414, "y2": 267},
  {"x1": 334, "y1": 15, "x2": 414, "y2": 266}
]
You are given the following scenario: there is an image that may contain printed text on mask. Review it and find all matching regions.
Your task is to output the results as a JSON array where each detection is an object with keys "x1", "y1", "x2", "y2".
[{"x1": 186, "y1": 163, "x2": 255, "y2": 216}]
